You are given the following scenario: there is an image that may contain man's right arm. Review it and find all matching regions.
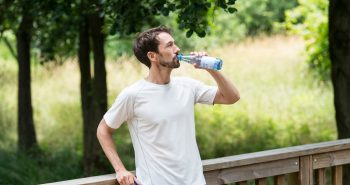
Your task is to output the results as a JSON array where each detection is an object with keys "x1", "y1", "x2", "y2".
[{"x1": 97, "y1": 119, "x2": 138, "y2": 185}]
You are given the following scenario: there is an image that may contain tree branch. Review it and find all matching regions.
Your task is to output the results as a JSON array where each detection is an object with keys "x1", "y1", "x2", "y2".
[{"x1": 1, "y1": 36, "x2": 18, "y2": 60}]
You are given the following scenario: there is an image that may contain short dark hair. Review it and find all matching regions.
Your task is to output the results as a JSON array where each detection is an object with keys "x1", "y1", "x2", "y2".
[{"x1": 133, "y1": 26, "x2": 172, "y2": 68}]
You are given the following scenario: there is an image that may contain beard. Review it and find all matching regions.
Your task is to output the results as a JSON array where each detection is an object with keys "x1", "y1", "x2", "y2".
[{"x1": 159, "y1": 56, "x2": 180, "y2": 69}]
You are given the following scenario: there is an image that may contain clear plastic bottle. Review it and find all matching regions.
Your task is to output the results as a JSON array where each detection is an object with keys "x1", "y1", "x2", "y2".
[{"x1": 177, "y1": 54, "x2": 223, "y2": 70}]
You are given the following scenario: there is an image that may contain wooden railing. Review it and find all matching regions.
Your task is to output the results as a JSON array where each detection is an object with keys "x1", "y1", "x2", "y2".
[{"x1": 43, "y1": 139, "x2": 350, "y2": 185}]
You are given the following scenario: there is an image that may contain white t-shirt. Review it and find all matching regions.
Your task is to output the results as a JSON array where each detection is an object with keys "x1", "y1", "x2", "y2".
[{"x1": 104, "y1": 77, "x2": 217, "y2": 185}]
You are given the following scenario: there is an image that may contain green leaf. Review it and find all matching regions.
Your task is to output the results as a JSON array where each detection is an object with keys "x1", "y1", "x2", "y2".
[
  {"x1": 161, "y1": 8, "x2": 169, "y2": 16},
  {"x1": 186, "y1": 29, "x2": 193, "y2": 37},
  {"x1": 168, "y1": 3, "x2": 176, "y2": 11},
  {"x1": 205, "y1": 2, "x2": 211, "y2": 8},
  {"x1": 196, "y1": 30, "x2": 206, "y2": 37},
  {"x1": 109, "y1": 23, "x2": 117, "y2": 35},
  {"x1": 228, "y1": 7, "x2": 237, "y2": 13},
  {"x1": 220, "y1": 3, "x2": 228, "y2": 9},
  {"x1": 228, "y1": 0, "x2": 236, "y2": 5}
]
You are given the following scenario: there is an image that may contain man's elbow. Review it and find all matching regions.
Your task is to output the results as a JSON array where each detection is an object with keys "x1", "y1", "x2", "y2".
[
  {"x1": 96, "y1": 119, "x2": 112, "y2": 140},
  {"x1": 227, "y1": 93, "x2": 240, "y2": 104},
  {"x1": 228, "y1": 94, "x2": 241, "y2": 104}
]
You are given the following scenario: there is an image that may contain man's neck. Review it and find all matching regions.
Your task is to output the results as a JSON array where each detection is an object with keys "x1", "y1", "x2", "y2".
[{"x1": 146, "y1": 65, "x2": 172, "y2": 85}]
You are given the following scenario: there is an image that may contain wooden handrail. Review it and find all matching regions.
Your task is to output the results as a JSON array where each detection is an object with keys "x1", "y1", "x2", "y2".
[{"x1": 42, "y1": 139, "x2": 350, "y2": 185}]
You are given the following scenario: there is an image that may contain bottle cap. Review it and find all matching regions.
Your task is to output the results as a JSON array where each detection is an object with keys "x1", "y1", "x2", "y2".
[
  {"x1": 176, "y1": 54, "x2": 183, "y2": 60},
  {"x1": 214, "y1": 59, "x2": 223, "y2": 70}
]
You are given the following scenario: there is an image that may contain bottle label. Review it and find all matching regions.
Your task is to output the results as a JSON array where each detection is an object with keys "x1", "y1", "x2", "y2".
[{"x1": 200, "y1": 56, "x2": 220, "y2": 70}]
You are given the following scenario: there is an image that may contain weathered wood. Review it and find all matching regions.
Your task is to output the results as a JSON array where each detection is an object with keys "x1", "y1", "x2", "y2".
[
  {"x1": 332, "y1": 166, "x2": 343, "y2": 185},
  {"x1": 204, "y1": 170, "x2": 222, "y2": 185},
  {"x1": 287, "y1": 172, "x2": 299, "y2": 185},
  {"x1": 203, "y1": 139, "x2": 350, "y2": 171},
  {"x1": 315, "y1": 168, "x2": 326, "y2": 185},
  {"x1": 299, "y1": 156, "x2": 313, "y2": 185},
  {"x1": 237, "y1": 181, "x2": 248, "y2": 185},
  {"x1": 273, "y1": 175, "x2": 285, "y2": 185},
  {"x1": 41, "y1": 173, "x2": 118, "y2": 185},
  {"x1": 217, "y1": 158, "x2": 299, "y2": 183},
  {"x1": 313, "y1": 149, "x2": 350, "y2": 169},
  {"x1": 255, "y1": 178, "x2": 267, "y2": 185}
]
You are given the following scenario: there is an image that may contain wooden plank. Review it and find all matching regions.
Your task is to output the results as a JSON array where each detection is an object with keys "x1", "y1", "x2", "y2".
[
  {"x1": 273, "y1": 175, "x2": 285, "y2": 185},
  {"x1": 313, "y1": 149, "x2": 350, "y2": 169},
  {"x1": 315, "y1": 168, "x2": 326, "y2": 185},
  {"x1": 287, "y1": 172, "x2": 299, "y2": 185},
  {"x1": 41, "y1": 173, "x2": 119, "y2": 185},
  {"x1": 255, "y1": 178, "x2": 267, "y2": 185},
  {"x1": 237, "y1": 181, "x2": 248, "y2": 185},
  {"x1": 299, "y1": 156, "x2": 313, "y2": 185},
  {"x1": 203, "y1": 139, "x2": 350, "y2": 172},
  {"x1": 332, "y1": 165, "x2": 343, "y2": 185},
  {"x1": 217, "y1": 158, "x2": 299, "y2": 183},
  {"x1": 204, "y1": 170, "x2": 222, "y2": 185}
]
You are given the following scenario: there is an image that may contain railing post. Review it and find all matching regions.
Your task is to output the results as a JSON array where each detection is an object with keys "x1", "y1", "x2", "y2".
[
  {"x1": 332, "y1": 165, "x2": 343, "y2": 185},
  {"x1": 299, "y1": 155, "x2": 313, "y2": 185},
  {"x1": 274, "y1": 175, "x2": 285, "y2": 185},
  {"x1": 255, "y1": 178, "x2": 267, "y2": 185},
  {"x1": 315, "y1": 168, "x2": 326, "y2": 185}
]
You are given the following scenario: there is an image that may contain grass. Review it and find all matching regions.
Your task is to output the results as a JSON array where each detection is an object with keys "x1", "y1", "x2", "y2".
[{"x1": 0, "y1": 35, "x2": 336, "y2": 184}]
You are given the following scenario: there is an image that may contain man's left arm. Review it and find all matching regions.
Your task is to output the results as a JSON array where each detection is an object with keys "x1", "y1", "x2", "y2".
[{"x1": 206, "y1": 69, "x2": 240, "y2": 104}]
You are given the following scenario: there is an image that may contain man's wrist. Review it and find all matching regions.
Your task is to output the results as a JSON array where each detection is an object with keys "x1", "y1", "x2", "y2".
[{"x1": 115, "y1": 167, "x2": 126, "y2": 173}]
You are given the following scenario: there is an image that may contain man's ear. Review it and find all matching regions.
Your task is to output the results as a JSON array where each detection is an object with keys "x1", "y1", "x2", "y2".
[{"x1": 147, "y1": 51, "x2": 157, "y2": 62}]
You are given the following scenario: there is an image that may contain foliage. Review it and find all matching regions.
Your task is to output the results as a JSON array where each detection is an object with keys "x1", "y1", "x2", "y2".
[
  {"x1": 0, "y1": 149, "x2": 83, "y2": 185},
  {"x1": 104, "y1": 0, "x2": 299, "y2": 58},
  {"x1": 234, "y1": 0, "x2": 298, "y2": 35},
  {"x1": 284, "y1": 0, "x2": 330, "y2": 81},
  {"x1": 32, "y1": 0, "x2": 79, "y2": 64},
  {"x1": 104, "y1": 0, "x2": 237, "y2": 38}
]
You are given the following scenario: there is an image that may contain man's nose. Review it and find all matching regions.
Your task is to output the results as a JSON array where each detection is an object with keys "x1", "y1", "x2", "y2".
[{"x1": 174, "y1": 45, "x2": 180, "y2": 53}]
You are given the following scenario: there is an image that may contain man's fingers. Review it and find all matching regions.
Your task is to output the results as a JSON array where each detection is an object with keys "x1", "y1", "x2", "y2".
[
  {"x1": 118, "y1": 175, "x2": 129, "y2": 185},
  {"x1": 199, "y1": 51, "x2": 207, "y2": 56},
  {"x1": 128, "y1": 175, "x2": 134, "y2": 185},
  {"x1": 190, "y1": 51, "x2": 208, "y2": 56}
]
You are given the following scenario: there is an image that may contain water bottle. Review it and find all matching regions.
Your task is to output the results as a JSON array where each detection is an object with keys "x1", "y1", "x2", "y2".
[{"x1": 177, "y1": 54, "x2": 223, "y2": 70}]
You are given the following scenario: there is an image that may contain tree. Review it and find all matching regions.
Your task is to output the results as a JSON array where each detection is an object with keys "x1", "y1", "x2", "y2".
[
  {"x1": 76, "y1": 0, "x2": 108, "y2": 175},
  {"x1": 329, "y1": 0, "x2": 350, "y2": 184},
  {"x1": 0, "y1": 0, "x2": 39, "y2": 152}
]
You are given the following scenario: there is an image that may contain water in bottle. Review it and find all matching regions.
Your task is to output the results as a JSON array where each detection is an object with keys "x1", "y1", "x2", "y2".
[{"x1": 177, "y1": 54, "x2": 223, "y2": 70}]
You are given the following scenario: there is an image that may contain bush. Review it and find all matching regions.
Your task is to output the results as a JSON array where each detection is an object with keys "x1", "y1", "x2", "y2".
[
  {"x1": 235, "y1": 0, "x2": 298, "y2": 35},
  {"x1": 284, "y1": 0, "x2": 330, "y2": 81}
]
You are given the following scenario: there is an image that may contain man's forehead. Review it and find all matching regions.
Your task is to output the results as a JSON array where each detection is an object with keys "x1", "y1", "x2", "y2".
[{"x1": 157, "y1": 32, "x2": 174, "y2": 44}]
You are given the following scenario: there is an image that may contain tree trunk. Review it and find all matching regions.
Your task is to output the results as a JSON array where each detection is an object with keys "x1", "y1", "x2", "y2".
[
  {"x1": 88, "y1": 11, "x2": 108, "y2": 169},
  {"x1": 16, "y1": 12, "x2": 37, "y2": 152},
  {"x1": 80, "y1": 2, "x2": 108, "y2": 175},
  {"x1": 329, "y1": 0, "x2": 350, "y2": 184},
  {"x1": 89, "y1": 10, "x2": 107, "y2": 126},
  {"x1": 78, "y1": 15, "x2": 96, "y2": 176}
]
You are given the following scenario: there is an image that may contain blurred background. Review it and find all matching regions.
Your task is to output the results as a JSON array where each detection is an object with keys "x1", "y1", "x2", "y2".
[{"x1": 1, "y1": 0, "x2": 344, "y2": 184}]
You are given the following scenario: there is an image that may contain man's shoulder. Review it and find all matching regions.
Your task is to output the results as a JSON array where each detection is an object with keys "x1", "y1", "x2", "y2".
[{"x1": 119, "y1": 80, "x2": 146, "y2": 98}]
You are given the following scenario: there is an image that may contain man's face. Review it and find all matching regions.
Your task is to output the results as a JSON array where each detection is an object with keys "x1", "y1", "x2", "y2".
[{"x1": 156, "y1": 32, "x2": 181, "y2": 69}]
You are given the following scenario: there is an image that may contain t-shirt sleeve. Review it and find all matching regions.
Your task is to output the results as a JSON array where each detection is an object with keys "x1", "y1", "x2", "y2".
[
  {"x1": 194, "y1": 80, "x2": 218, "y2": 104},
  {"x1": 103, "y1": 89, "x2": 134, "y2": 129},
  {"x1": 181, "y1": 77, "x2": 218, "y2": 104}
]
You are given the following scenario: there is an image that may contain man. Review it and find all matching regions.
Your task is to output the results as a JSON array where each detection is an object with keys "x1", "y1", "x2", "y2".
[{"x1": 97, "y1": 26, "x2": 240, "y2": 185}]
